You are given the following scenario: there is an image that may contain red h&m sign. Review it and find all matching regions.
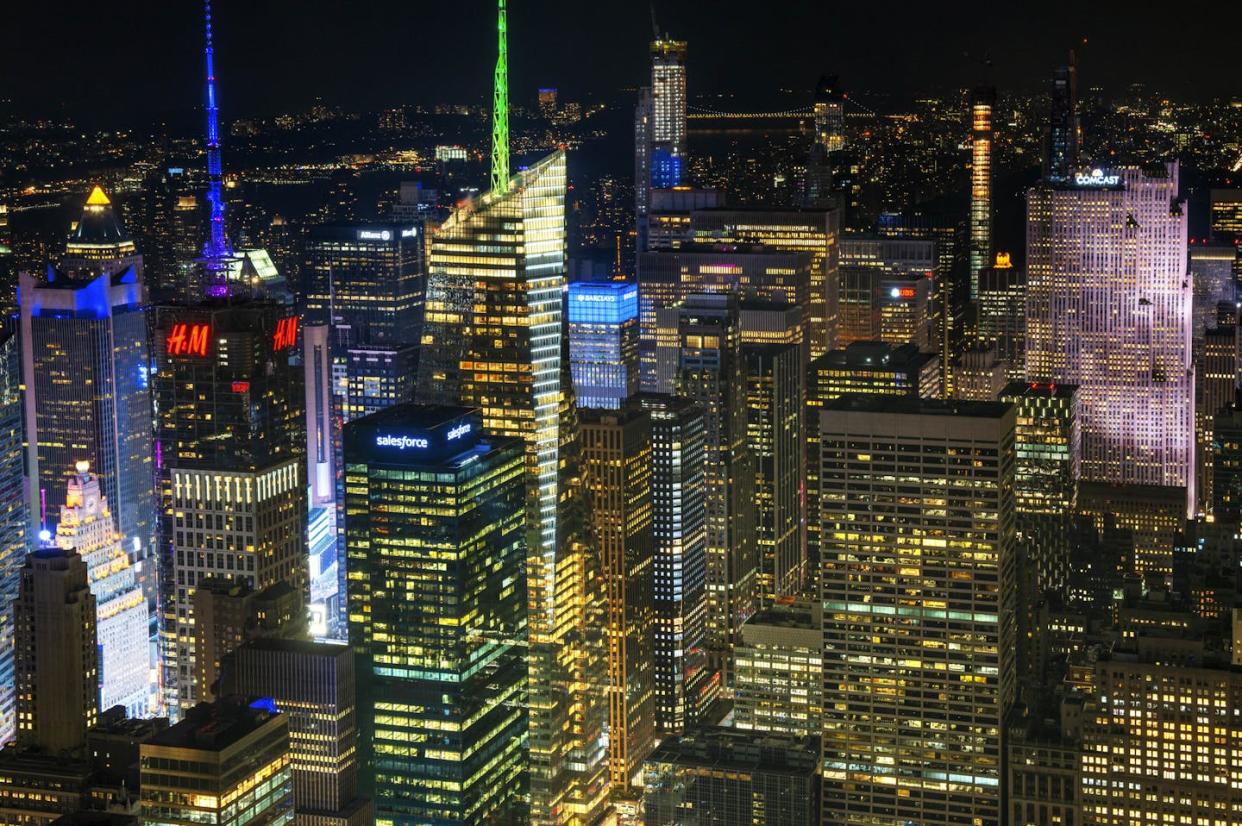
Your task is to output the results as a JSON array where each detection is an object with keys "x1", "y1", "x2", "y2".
[
  {"x1": 273, "y1": 316, "x2": 299, "y2": 351},
  {"x1": 165, "y1": 323, "x2": 211, "y2": 357}
]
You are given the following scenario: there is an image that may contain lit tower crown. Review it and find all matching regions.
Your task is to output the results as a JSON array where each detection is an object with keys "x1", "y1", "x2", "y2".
[
  {"x1": 202, "y1": 0, "x2": 233, "y2": 288},
  {"x1": 490, "y1": 0, "x2": 510, "y2": 194}
]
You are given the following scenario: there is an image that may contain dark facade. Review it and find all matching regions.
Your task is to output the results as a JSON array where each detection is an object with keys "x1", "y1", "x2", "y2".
[
  {"x1": 153, "y1": 300, "x2": 307, "y2": 716},
  {"x1": 345, "y1": 405, "x2": 527, "y2": 825},
  {"x1": 15, "y1": 548, "x2": 98, "y2": 754},
  {"x1": 220, "y1": 639, "x2": 372, "y2": 824},
  {"x1": 303, "y1": 224, "x2": 425, "y2": 347},
  {"x1": 642, "y1": 730, "x2": 820, "y2": 826}
]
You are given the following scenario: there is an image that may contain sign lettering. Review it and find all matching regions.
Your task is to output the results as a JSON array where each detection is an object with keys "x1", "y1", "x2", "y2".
[
  {"x1": 166, "y1": 323, "x2": 211, "y2": 357},
  {"x1": 273, "y1": 316, "x2": 299, "y2": 351},
  {"x1": 376, "y1": 434, "x2": 429, "y2": 450},
  {"x1": 1074, "y1": 168, "x2": 1120, "y2": 187}
]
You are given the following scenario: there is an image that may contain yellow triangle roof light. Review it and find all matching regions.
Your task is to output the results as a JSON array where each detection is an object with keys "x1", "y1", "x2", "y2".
[{"x1": 85, "y1": 185, "x2": 111, "y2": 207}]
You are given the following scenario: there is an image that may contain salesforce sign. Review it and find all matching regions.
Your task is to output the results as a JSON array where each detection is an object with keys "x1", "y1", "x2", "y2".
[
  {"x1": 376, "y1": 434, "x2": 429, "y2": 450},
  {"x1": 1074, "y1": 168, "x2": 1121, "y2": 187}
]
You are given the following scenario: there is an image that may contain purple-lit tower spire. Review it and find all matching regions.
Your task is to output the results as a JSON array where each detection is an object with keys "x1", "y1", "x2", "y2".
[{"x1": 202, "y1": 0, "x2": 233, "y2": 294}]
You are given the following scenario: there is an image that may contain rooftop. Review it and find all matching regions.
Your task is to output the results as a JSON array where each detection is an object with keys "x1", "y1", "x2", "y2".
[
  {"x1": 824, "y1": 394, "x2": 1012, "y2": 419},
  {"x1": 814, "y1": 340, "x2": 936, "y2": 370},
  {"x1": 1001, "y1": 380, "x2": 1080, "y2": 401},
  {"x1": 67, "y1": 186, "x2": 131, "y2": 247},
  {"x1": 145, "y1": 696, "x2": 282, "y2": 753}
]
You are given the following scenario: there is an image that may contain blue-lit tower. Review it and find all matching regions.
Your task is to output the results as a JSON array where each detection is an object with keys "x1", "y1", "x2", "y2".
[
  {"x1": 201, "y1": 0, "x2": 233, "y2": 296},
  {"x1": 568, "y1": 280, "x2": 640, "y2": 409}
]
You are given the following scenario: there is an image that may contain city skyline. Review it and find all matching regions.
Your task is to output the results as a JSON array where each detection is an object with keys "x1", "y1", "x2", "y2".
[
  {"x1": 2, "y1": 2, "x2": 1242, "y2": 825},
  {"x1": 5, "y1": 1, "x2": 1242, "y2": 127}
]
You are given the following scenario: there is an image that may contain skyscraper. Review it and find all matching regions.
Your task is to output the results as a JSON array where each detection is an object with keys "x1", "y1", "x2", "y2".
[
  {"x1": 1025, "y1": 162, "x2": 1193, "y2": 512},
  {"x1": 634, "y1": 87, "x2": 654, "y2": 253},
  {"x1": 838, "y1": 236, "x2": 935, "y2": 348},
  {"x1": 60, "y1": 187, "x2": 143, "y2": 281},
  {"x1": 805, "y1": 340, "x2": 941, "y2": 581},
  {"x1": 640, "y1": 394, "x2": 712, "y2": 735},
  {"x1": 580, "y1": 406, "x2": 656, "y2": 797},
  {"x1": 302, "y1": 224, "x2": 426, "y2": 347},
  {"x1": 639, "y1": 244, "x2": 812, "y2": 392},
  {"x1": 977, "y1": 254, "x2": 1025, "y2": 379},
  {"x1": 808, "y1": 341, "x2": 940, "y2": 401},
  {"x1": 1197, "y1": 319, "x2": 1236, "y2": 514},
  {"x1": 1044, "y1": 52, "x2": 1080, "y2": 185},
  {"x1": 819, "y1": 397, "x2": 1016, "y2": 826},
  {"x1": 53, "y1": 463, "x2": 150, "y2": 718},
  {"x1": 813, "y1": 75, "x2": 846, "y2": 154},
  {"x1": 568, "y1": 280, "x2": 640, "y2": 409},
  {"x1": 154, "y1": 301, "x2": 306, "y2": 717},
  {"x1": 635, "y1": 34, "x2": 688, "y2": 256},
  {"x1": 671, "y1": 294, "x2": 755, "y2": 687},
  {"x1": 1000, "y1": 382, "x2": 1080, "y2": 599},
  {"x1": 0, "y1": 329, "x2": 27, "y2": 744},
  {"x1": 415, "y1": 10, "x2": 610, "y2": 811},
  {"x1": 649, "y1": 38, "x2": 687, "y2": 189},
  {"x1": 744, "y1": 339, "x2": 806, "y2": 602},
  {"x1": 1079, "y1": 612, "x2": 1242, "y2": 826},
  {"x1": 19, "y1": 265, "x2": 156, "y2": 596},
  {"x1": 340, "y1": 343, "x2": 419, "y2": 421},
  {"x1": 220, "y1": 640, "x2": 372, "y2": 825},
  {"x1": 733, "y1": 600, "x2": 823, "y2": 739},
  {"x1": 303, "y1": 323, "x2": 341, "y2": 639},
  {"x1": 345, "y1": 405, "x2": 527, "y2": 824},
  {"x1": 15, "y1": 547, "x2": 98, "y2": 753},
  {"x1": 877, "y1": 210, "x2": 961, "y2": 393},
  {"x1": 139, "y1": 697, "x2": 294, "y2": 825},
  {"x1": 690, "y1": 208, "x2": 840, "y2": 356},
  {"x1": 191, "y1": 577, "x2": 306, "y2": 703},
  {"x1": 1209, "y1": 189, "x2": 1242, "y2": 242},
  {"x1": 969, "y1": 87, "x2": 996, "y2": 300},
  {"x1": 643, "y1": 730, "x2": 821, "y2": 826}
]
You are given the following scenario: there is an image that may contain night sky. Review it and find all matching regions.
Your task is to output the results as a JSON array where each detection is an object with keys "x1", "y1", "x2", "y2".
[{"x1": 5, "y1": 0, "x2": 1241, "y2": 126}]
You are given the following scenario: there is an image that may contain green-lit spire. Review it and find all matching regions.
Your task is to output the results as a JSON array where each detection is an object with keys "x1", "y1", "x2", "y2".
[{"x1": 490, "y1": 0, "x2": 510, "y2": 195}]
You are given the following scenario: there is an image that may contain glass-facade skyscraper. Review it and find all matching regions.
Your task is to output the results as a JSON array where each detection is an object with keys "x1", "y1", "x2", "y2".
[
  {"x1": 415, "y1": 149, "x2": 610, "y2": 822},
  {"x1": 568, "y1": 280, "x2": 639, "y2": 409},
  {"x1": 1044, "y1": 52, "x2": 1080, "y2": 185},
  {"x1": 345, "y1": 405, "x2": 526, "y2": 825},
  {"x1": 649, "y1": 38, "x2": 687, "y2": 189},
  {"x1": 0, "y1": 329, "x2": 25, "y2": 744},
  {"x1": 19, "y1": 266, "x2": 156, "y2": 600},
  {"x1": 303, "y1": 223, "x2": 426, "y2": 347}
]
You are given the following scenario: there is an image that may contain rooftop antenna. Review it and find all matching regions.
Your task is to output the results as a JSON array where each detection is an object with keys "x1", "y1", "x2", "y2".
[
  {"x1": 490, "y1": 0, "x2": 510, "y2": 195},
  {"x1": 202, "y1": 0, "x2": 234, "y2": 296}
]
